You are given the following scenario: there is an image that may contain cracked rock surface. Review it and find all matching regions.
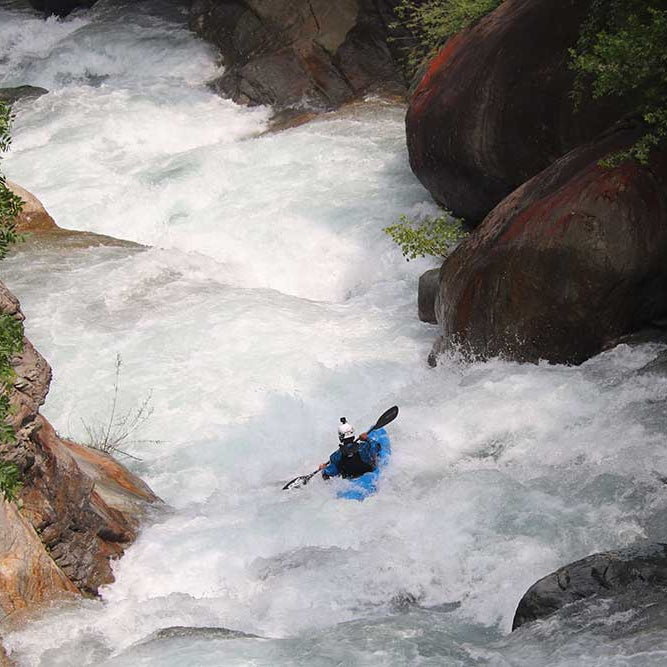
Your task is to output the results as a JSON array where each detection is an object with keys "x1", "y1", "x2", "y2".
[{"x1": 188, "y1": 0, "x2": 409, "y2": 111}]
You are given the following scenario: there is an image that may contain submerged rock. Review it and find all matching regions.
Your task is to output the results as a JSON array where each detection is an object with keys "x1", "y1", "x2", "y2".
[
  {"x1": 638, "y1": 350, "x2": 667, "y2": 376},
  {"x1": 433, "y1": 124, "x2": 667, "y2": 365},
  {"x1": 512, "y1": 543, "x2": 667, "y2": 631},
  {"x1": 0, "y1": 86, "x2": 48, "y2": 106},
  {"x1": 406, "y1": 0, "x2": 626, "y2": 223},
  {"x1": 189, "y1": 0, "x2": 407, "y2": 111},
  {"x1": 27, "y1": 0, "x2": 96, "y2": 17},
  {"x1": 146, "y1": 626, "x2": 261, "y2": 642}
]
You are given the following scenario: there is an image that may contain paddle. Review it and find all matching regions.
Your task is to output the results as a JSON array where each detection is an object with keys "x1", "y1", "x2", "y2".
[{"x1": 282, "y1": 405, "x2": 399, "y2": 491}]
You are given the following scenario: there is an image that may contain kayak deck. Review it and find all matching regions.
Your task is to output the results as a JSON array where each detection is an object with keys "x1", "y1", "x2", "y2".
[{"x1": 337, "y1": 428, "x2": 391, "y2": 501}]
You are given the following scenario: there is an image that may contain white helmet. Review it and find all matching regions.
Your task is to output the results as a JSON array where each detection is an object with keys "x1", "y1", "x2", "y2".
[{"x1": 338, "y1": 417, "x2": 355, "y2": 443}]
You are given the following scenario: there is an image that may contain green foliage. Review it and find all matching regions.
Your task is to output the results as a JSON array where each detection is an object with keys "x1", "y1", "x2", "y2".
[
  {"x1": 385, "y1": 212, "x2": 468, "y2": 260},
  {"x1": 0, "y1": 101, "x2": 24, "y2": 501},
  {"x1": 0, "y1": 459, "x2": 22, "y2": 502},
  {"x1": 0, "y1": 313, "x2": 24, "y2": 501},
  {"x1": 571, "y1": 1, "x2": 667, "y2": 164},
  {"x1": 0, "y1": 103, "x2": 23, "y2": 259},
  {"x1": 0, "y1": 314, "x2": 24, "y2": 452},
  {"x1": 392, "y1": 0, "x2": 503, "y2": 72}
]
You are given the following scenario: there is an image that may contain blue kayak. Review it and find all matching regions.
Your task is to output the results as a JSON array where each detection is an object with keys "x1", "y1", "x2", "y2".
[{"x1": 337, "y1": 428, "x2": 391, "y2": 501}]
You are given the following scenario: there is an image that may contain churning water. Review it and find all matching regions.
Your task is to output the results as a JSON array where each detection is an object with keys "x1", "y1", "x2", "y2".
[{"x1": 3, "y1": 1, "x2": 667, "y2": 665}]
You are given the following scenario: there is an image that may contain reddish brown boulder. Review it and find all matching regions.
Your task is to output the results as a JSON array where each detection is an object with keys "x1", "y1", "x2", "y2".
[
  {"x1": 189, "y1": 0, "x2": 408, "y2": 111},
  {"x1": 434, "y1": 123, "x2": 667, "y2": 365},
  {"x1": 7, "y1": 182, "x2": 58, "y2": 234},
  {"x1": 18, "y1": 417, "x2": 160, "y2": 595},
  {"x1": 406, "y1": 0, "x2": 627, "y2": 223}
]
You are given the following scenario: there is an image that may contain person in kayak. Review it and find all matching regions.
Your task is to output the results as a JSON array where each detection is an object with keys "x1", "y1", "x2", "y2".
[{"x1": 318, "y1": 417, "x2": 382, "y2": 480}]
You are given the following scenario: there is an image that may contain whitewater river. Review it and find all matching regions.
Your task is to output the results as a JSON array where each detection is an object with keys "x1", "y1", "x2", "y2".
[{"x1": 3, "y1": 1, "x2": 667, "y2": 665}]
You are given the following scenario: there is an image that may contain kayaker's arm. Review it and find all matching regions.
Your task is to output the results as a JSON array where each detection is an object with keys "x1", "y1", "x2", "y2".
[{"x1": 319, "y1": 451, "x2": 341, "y2": 479}]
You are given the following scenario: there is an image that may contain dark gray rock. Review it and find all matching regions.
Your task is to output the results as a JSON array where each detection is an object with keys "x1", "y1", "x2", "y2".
[
  {"x1": 512, "y1": 543, "x2": 667, "y2": 631},
  {"x1": 28, "y1": 0, "x2": 96, "y2": 17},
  {"x1": 189, "y1": 0, "x2": 408, "y2": 111},
  {"x1": 149, "y1": 626, "x2": 261, "y2": 641},
  {"x1": 418, "y1": 267, "x2": 439, "y2": 324},
  {"x1": 637, "y1": 350, "x2": 667, "y2": 376},
  {"x1": 0, "y1": 86, "x2": 48, "y2": 106}
]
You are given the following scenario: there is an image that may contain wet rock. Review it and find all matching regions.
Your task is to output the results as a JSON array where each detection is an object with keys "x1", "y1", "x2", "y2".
[
  {"x1": 406, "y1": 0, "x2": 627, "y2": 223},
  {"x1": 60, "y1": 439, "x2": 160, "y2": 521},
  {"x1": 147, "y1": 626, "x2": 261, "y2": 642},
  {"x1": 6, "y1": 182, "x2": 145, "y2": 249},
  {"x1": 637, "y1": 350, "x2": 667, "y2": 376},
  {"x1": 512, "y1": 543, "x2": 667, "y2": 631},
  {"x1": 389, "y1": 591, "x2": 421, "y2": 612},
  {"x1": 0, "y1": 281, "x2": 161, "y2": 601},
  {"x1": 7, "y1": 182, "x2": 58, "y2": 234},
  {"x1": 0, "y1": 86, "x2": 48, "y2": 106},
  {"x1": 18, "y1": 416, "x2": 160, "y2": 595},
  {"x1": 27, "y1": 0, "x2": 96, "y2": 17},
  {"x1": 434, "y1": 124, "x2": 667, "y2": 365},
  {"x1": 0, "y1": 498, "x2": 77, "y2": 619},
  {"x1": 418, "y1": 267, "x2": 440, "y2": 324},
  {"x1": 189, "y1": 0, "x2": 407, "y2": 111},
  {"x1": 603, "y1": 326, "x2": 667, "y2": 351}
]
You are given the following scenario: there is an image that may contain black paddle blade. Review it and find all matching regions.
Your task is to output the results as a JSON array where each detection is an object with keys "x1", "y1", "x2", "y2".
[
  {"x1": 282, "y1": 471, "x2": 317, "y2": 490},
  {"x1": 370, "y1": 405, "x2": 399, "y2": 432}
]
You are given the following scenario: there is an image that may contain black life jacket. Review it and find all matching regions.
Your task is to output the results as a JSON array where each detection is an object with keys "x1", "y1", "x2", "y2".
[{"x1": 338, "y1": 447, "x2": 376, "y2": 479}]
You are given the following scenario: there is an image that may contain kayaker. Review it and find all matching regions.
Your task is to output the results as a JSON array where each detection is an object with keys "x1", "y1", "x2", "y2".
[{"x1": 318, "y1": 417, "x2": 382, "y2": 480}]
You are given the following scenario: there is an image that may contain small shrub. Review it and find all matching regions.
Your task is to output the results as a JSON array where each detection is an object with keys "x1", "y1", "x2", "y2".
[
  {"x1": 0, "y1": 459, "x2": 22, "y2": 502},
  {"x1": 385, "y1": 212, "x2": 468, "y2": 260},
  {"x1": 0, "y1": 102, "x2": 25, "y2": 502},
  {"x1": 0, "y1": 103, "x2": 24, "y2": 259},
  {"x1": 571, "y1": 1, "x2": 667, "y2": 164},
  {"x1": 81, "y1": 354, "x2": 159, "y2": 459},
  {"x1": 392, "y1": 0, "x2": 503, "y2": 72},
  {"x1": 0, "y1": 314, "x2": 24, "y2": 446}
]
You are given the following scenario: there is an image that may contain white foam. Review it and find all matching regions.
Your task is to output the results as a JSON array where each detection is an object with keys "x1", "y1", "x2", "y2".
[{"x1": 3, "y1": 2, "x2": 667, "y2": 666}]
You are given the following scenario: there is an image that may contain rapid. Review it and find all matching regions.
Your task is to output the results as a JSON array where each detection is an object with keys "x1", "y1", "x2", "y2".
[{"x1": 3, "y1": 1, "x2": 667, "y2": 664}]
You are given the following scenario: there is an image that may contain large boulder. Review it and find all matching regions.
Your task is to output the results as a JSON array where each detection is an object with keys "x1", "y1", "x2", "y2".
[
  {"x1": 406, "y1": 0, "x2": 627, "y2": 223},
  {"x1": 189, "y1": 0, "x2": 408, "y2": 110},
  {"x1": 433, "y1": 123, "x2": 667, "y2": 365},
  {"x1": 512, "y1": 543, "x2": 667, "y2": 630},
  {"x1": 0, "y1": 280, "x2": 161, "y2": 601}
]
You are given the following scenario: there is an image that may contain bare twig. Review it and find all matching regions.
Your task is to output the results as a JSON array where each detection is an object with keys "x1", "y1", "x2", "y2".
[{"x1": 81, "y1": 354, "x2": 162, "y2": 459}]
